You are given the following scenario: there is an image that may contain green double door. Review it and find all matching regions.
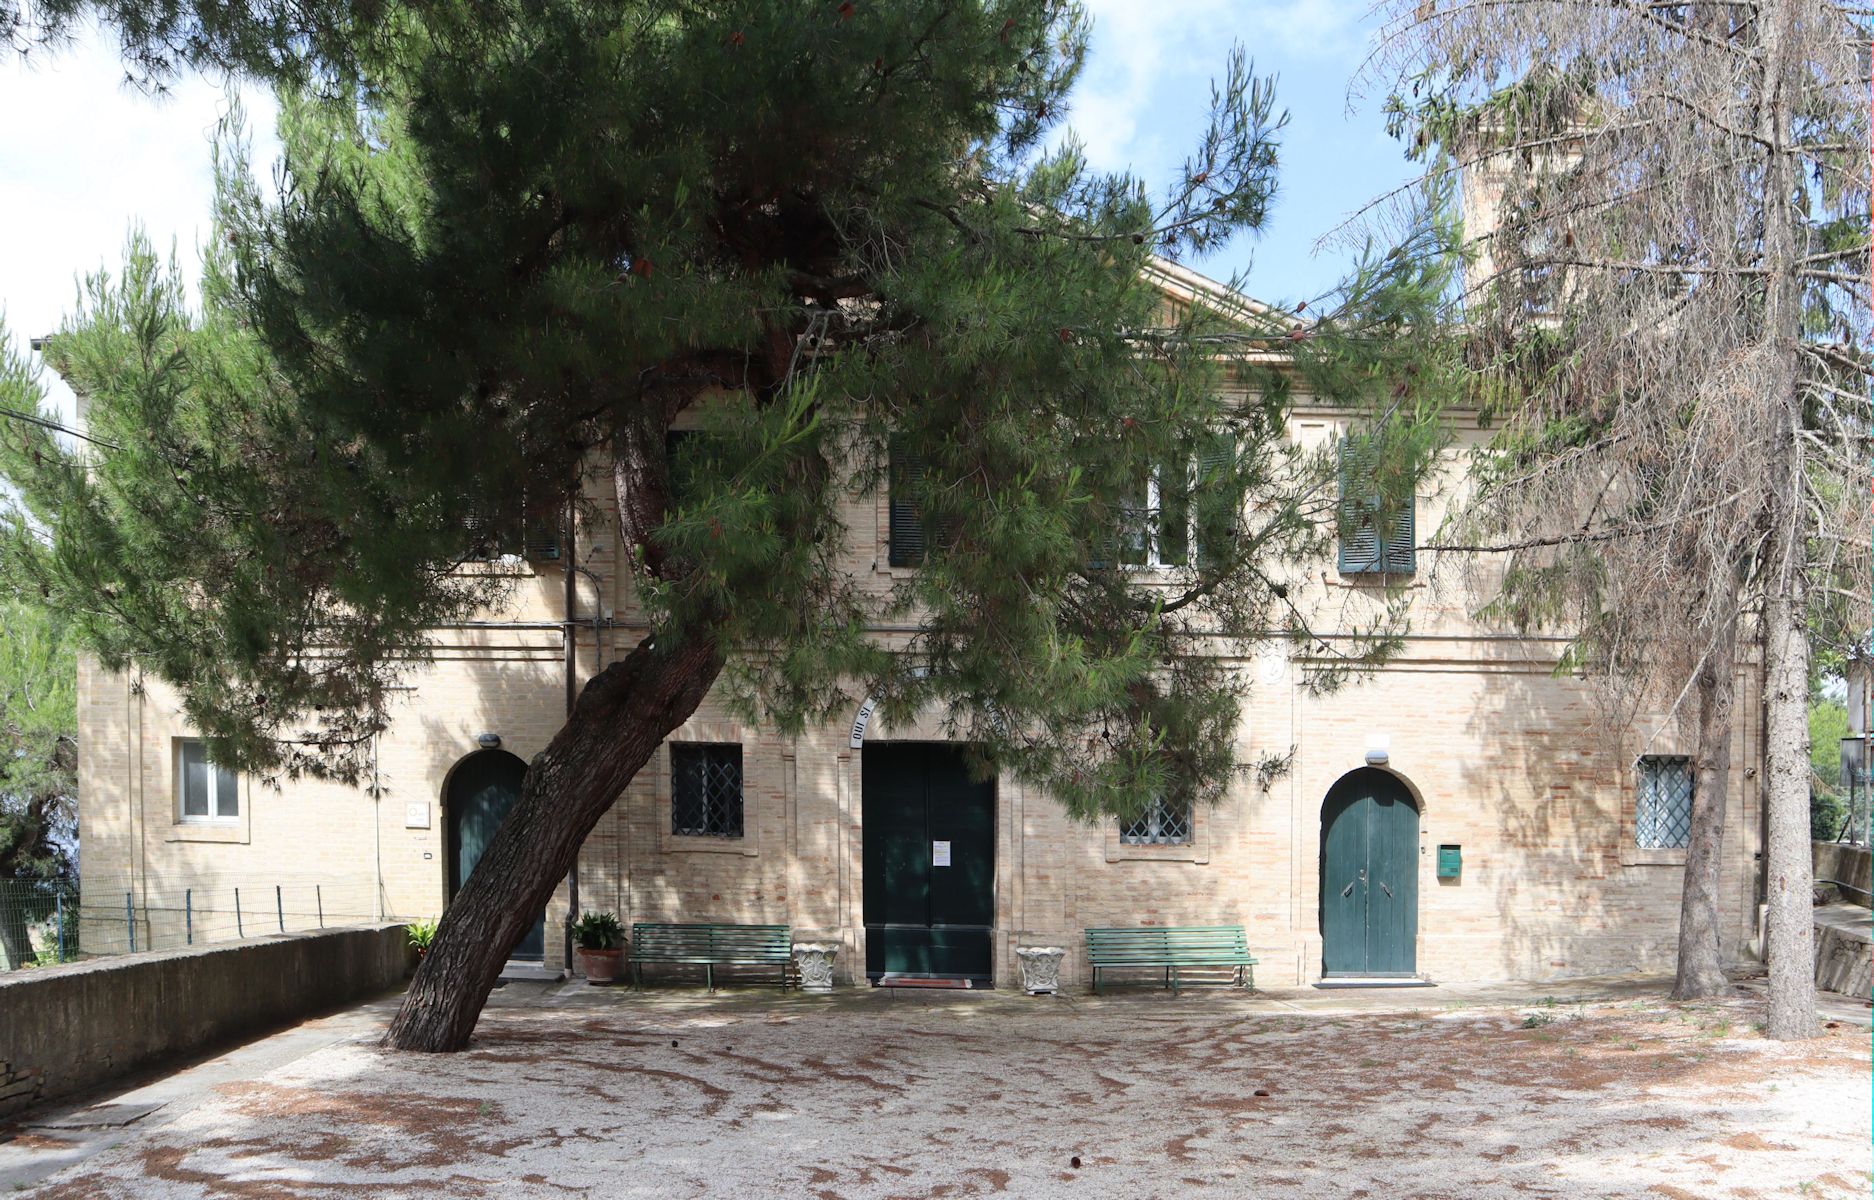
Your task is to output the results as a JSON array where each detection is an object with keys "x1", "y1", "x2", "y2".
[
  {"x1": 862, "y1": 744, "x2": 996, "y2": 984},
  {"x1": 446, "y1": 749, "x2": 545, "y2": 962},
  {"x1": 1320, "y1": 768, "x2": 1419, "y2": 976}
]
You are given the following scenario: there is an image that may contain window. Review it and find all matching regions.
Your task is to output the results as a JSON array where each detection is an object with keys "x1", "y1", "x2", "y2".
[
  {"x1": 671, "y1": 744, "x2": 743, "y2": 838},
  {"x1": 177, "y1": 740, "x2": 239, "y2": 822},
  {"x1": 1337, "y1": 437, "x2": 1415, "y2": 575},
  {"x1": 886, "y1": 437, "x2": 967, "y2": 567},
  {"x1": 1120, "y1": 795, "x2": 1192, "y2": 845},
  {"x1": 1636, "y1": 755, "x2": 1694, "y2": 849},
  {"x1": 1101, "y1": 435, "x2": 1239, "y2": 571},
  {"x1": 462, "y1": 508, "x2": 561, "y2": 562},
  {"x1": 887, "y1": 437, "x2": 930, "y2": 567}
]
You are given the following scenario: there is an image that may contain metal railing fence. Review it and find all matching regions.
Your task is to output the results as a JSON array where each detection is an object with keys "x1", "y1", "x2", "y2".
[{"x1": 0, "y1": 875, "x2": 383, "y2": 970}]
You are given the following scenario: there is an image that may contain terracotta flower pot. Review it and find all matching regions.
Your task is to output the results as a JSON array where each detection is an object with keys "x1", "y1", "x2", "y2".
[{"x1": 576, "y1": 947, "x2": 624, "y2": 985}]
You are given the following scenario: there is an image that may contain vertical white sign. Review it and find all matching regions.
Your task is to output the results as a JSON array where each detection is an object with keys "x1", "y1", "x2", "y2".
[{"x1": 932, "y1": 840, "x2": 951, "y2": 867}]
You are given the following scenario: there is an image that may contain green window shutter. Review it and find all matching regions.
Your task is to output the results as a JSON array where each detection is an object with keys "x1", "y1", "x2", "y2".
[
  {"x1": 1379, "y1": 497, "x2": 1414, "y2": 574},
  {"x1": 1118, "y1": 473, "x2": 1151, "y2": 567},
  {"x1": 524, "y1": 512, "x2": 562, "y2": 561},
  {"x1": 1337, "y1": 438, "x2": 1380, "y2": 574},
  {"x1": 1192, "y1": 433, "x2": 1238, "y2": 569},
  {"x1": 888, "y1": 437, "x2": 926, "y2": 567},
  {"x1": 1337, "y1": 436, "x2": 1413, "y2": 576}
]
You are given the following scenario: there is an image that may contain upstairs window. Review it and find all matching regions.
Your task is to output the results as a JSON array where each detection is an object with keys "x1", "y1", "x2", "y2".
[
  {"x1": 671, "y1": 743, "x2": 744, "y2": 838},
  {"x1": 177, "y1": 739, "x2": 239, "y2": 823},
  {"x1": 887, "y1": 437, "x2": 927, "y2": 567},
  {"x1": 1100, "y1": 435, "x2": 1239, "y2": 571},
  {"x1": 1337, "y1": 437, "x2": 1415, "y2": 575},
  {"x1": 1636, "y1": 755, "x2": 1693, "y2": 849},
  {"x1": 1119, "y1": 794, "x2": 1192, "y2": 846},
  {"x1": 886, "y1": 437, "x2": 962, "y2": 567},
  {"x1": 463, "y1": 509, "x2": 560, "y2": 562}
]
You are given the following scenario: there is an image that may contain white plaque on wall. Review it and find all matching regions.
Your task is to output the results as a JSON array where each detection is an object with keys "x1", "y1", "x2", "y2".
[
  {"x1": 405, "y1": 801, "x2": 431, "y2": 829},
  {"x1": 932, "y1": 840, "x2": 951, "y2": 867}
]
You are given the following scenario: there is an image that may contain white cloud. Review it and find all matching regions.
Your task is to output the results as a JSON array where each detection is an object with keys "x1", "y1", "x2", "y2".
[{"x1": 0, "y1": 24, "x2": 279, "y2": 420}]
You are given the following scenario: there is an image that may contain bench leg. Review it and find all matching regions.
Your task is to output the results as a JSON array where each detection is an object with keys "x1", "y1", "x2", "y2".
[
  {"x1": 633, "y1": 962, "x2": 642, "y2": 992},
  {"x1": 706, "y1": 963, "x2": 714, "y2": 993},
  {"x1": 1171, "y1": 966, "x2": 1179, "y2": 995}
]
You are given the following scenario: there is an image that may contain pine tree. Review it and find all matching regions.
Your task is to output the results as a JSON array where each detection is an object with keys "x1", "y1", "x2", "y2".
[
  {"x1": 1370, "y1": 0, "x2": 1870, "y2": 1032},
  {"x1": 1, "y1": 0, "x2": 1456, "y2": 1049}
]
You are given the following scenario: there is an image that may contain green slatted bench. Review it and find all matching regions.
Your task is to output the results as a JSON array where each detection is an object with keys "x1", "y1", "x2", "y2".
[
  {"x1": 1084, "y1": 925, "x2": 1256, "y2": 994},
  {"x1": 630, "y1": 923, "x2": 793, "y2": 991}
]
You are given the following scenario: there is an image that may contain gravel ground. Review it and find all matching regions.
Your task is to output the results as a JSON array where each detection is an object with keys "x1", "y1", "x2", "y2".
[{"x1": 12, "y1": 983, "x2": 1871, "y2": 1199}]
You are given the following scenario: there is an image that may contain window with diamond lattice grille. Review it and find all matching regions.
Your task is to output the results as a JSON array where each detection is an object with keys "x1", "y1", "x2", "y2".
[
  {"x1": 1636, "y1": 755, "x2": 1694, "y2": 849},
  {"x1": 1120, "y1": 795, "x2": 1191, "y2": 845},
  {"x1": 671, "y1": 744, "x2": 743, "y2": 838}
]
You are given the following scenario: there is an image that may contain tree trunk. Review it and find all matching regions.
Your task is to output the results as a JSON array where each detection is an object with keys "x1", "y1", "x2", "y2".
[
  {"x1": 1762, "y1": 557, "x2": 1817, "y2": 1039},
  {"x1": 1751, "y1": 0, "x2": 1816, "y2": 1043},
  {"x1": 1671, "y1": 616, "x2": 1737, "y2": 1000},
  {"x1": 0, "y1": 900, "x2": 34, "y2": 969},
  {"x1": 382, "y1": 633, "x2": 723, "y2": 1052}
]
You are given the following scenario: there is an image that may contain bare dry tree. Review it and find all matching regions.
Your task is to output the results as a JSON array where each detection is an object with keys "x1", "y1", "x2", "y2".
[{"x1": 1362, "y1": 0, "x2": 1871, "y2": 1036}]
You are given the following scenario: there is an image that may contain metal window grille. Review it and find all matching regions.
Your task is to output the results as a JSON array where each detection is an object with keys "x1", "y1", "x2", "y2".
[
  {"x1": 1120, "y1": 795, "x2": 1191, "y2": 845},
  {"x1": 671, "y1": 744, "x2": 743, "y2": 838},
  {"x1": 1636, "y1": 755, "x2": 1694, "y2": 849}
]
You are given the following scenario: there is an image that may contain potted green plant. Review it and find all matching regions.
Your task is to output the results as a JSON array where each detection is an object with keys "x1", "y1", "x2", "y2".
[
  {"x1": 571, "y1": 911, "x2": 626, "y2": 984},
  {"x1": 407, "y1": 918, "x2": 438, "y2": 961}
]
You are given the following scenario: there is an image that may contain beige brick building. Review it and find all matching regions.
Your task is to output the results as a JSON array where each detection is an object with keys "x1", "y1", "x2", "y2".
[{"x1": 76, "y1": 266, "x2": 1763, "y2": 990}]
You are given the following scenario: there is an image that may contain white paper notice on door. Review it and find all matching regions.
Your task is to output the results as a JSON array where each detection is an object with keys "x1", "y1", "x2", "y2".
[{"x1": 932, "y1": 840, "x2": 952, "y2": 867}]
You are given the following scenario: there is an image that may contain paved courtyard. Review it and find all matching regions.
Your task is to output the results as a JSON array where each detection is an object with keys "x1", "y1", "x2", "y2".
[{"x1": 4, "y1": 976, "x2": 1869, "y2": 1199}]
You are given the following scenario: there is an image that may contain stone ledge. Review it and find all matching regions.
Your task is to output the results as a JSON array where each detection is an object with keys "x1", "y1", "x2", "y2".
[{"x1": 0, "y1": 924, "x2": 412, "y2": 1117}]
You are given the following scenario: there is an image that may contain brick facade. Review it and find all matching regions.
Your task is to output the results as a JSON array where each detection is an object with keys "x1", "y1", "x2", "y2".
[{"x1": 76, "y1": 390, "x2": 1764, "y2": 990}]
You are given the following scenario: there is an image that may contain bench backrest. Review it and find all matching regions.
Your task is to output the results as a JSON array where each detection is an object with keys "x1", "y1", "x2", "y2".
[
  {"x1": 631, "y1": 923, "x2": 792, "y2": 961},
  {"x1": 1085, "y1": 925, "x2": 1250, "y2": 962}
]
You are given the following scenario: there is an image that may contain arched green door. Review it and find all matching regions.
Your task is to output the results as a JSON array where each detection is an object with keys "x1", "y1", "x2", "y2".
[
  {"x1": 446, "y1": 750, "x2": 545, "y2": 962},
  {"x1": 1320, "y1": 768, "x2": 1419, "y2": 977}
]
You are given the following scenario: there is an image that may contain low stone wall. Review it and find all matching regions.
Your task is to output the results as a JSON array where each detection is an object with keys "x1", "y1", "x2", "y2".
[
  {"x1": 1813, "y1": 840, "x2": 1872, "y2": 902},
  {"x1": 0, "y1": 924, "x2": 411, "y2": 1117}
]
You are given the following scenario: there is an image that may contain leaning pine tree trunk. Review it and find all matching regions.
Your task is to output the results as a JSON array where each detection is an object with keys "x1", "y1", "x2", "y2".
[
  {"x1": 1671, "y1": 618, "x2": 1738, "y2": 1000},
  {"x1": 383, "y1": 636, "x2": 722, "y2": 1052}
]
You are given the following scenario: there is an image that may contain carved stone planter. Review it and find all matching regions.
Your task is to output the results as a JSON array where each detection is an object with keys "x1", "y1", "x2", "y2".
[
  {"x1": 792, "y1": 942, "x2": 838, "y2": 993},
  {"x1": 1016, "y1": 946, "x2": 1065, "y2": 995}
]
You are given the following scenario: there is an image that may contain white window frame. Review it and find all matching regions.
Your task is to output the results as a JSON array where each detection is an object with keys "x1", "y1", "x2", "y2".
[
  {"x1": 176, "y1": 739, "x2": 240, "y2": 824},
  {"x1": 1117, "y1": 466, "x2": 1200, "y2": 570}
]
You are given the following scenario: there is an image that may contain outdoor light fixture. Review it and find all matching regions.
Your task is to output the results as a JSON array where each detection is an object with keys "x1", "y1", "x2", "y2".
[
  {"x1": 477, "y1": 732, "x2": 502, "y2": 749},
  {"x1": 1364, "y1": 733, "x2": 1390, "y2": 767}
]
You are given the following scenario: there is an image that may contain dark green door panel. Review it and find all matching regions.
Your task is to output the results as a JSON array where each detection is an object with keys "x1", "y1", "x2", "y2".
[
  {"x1": 863, "y1": 744, "x2": 995, "y2": 983},
  {"x1": 1319, "y1": 768, "x2": 1419, "y2": 977},
  {"x1": 1365, "y1": 786, "x2": 1419, "y2": 974},
  {"x1": 1320, "y1": 785, "x2": 1369, "y2": 975},
  {"x1": 447, "y1": 750, "x2": 546, "y2": 962}
]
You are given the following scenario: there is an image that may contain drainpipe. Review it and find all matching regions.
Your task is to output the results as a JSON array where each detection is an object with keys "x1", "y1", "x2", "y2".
[{"x1": 563, "y1": 504, "x2": 580, "y2": 970}]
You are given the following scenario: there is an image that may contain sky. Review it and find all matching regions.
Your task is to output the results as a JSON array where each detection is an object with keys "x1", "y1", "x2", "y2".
[{"x1": 0, "y1": 3, "x2": 1420, "y2": 421}]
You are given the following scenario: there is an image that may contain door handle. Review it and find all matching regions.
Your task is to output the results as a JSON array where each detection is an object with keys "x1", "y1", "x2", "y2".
[
  {"x1": 1379, "y1": 881, "x2": 1392, "y2": 898},
  {"x1": 1341, "y1": 881, "x2": 1355, "y2": 898}
]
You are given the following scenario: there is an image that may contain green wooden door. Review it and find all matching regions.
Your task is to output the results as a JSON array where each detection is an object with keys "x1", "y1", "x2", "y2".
[
  {"x1": 862, "y1": 744, "x2": 995, "y2": 983},
  {"x1": 1320, "y1": 768, "x2": 1419, "y2": 976},
  {"x1": 446, "y1": 750, "x2": 546, "y2": 962}
]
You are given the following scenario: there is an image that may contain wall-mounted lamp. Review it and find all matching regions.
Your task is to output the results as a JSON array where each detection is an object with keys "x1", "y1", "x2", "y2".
[
  {"x1": 477, "y1": 732, "x2": 502, "y2": 749},
  {"x1": 1364, "y1": 733, "x2": 1390, "y2": 767}
]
